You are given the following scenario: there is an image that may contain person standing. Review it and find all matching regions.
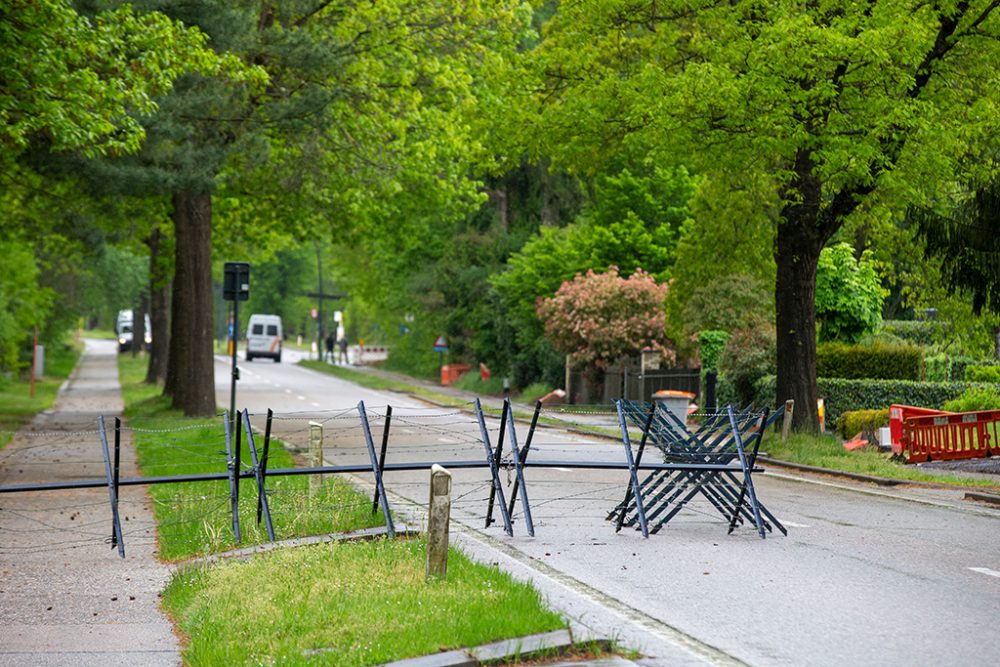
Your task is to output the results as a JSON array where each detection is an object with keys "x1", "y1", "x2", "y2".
[
  {"x1": 337, "y1": 336, "x2": 349, "y2": 364},
  {"x1": 324, "y1": 332, "x2": 335, "y2": 363}
]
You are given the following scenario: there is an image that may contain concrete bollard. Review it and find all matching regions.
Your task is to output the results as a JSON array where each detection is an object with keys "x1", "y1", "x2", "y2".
[
  {"x1": 426, "y1": 464, "x2": 452, "y2": 581},
  {"x1": 781, "y1": 400, "x2": 794, "y2": 441},
  {"x1": 309, "y1": 421, "x2": 323, "y2": 496}
]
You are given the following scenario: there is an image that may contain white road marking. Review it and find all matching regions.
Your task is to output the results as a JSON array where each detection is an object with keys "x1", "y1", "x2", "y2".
[
  {"x1": 438, "y1": 437, "x2": 459, "y2": 444},
  {"x1": 311, "y1": 402, "x2": 321, "y2": 408},
  {"x1": 297, "y1": 395, "x2": 306, "y2": 401},
  {"x1": 782, "y1": 521, "x2": 810, "y2": 528},
  {"x1": 285, "y1": 389, "x2": 292, "y2": 393},
  {"x1": 552, "y1": 467, "x2": 572, "y2": 472},
  {"x1": 968, "y1": 567, "x2": 1000, "y2": 578}
]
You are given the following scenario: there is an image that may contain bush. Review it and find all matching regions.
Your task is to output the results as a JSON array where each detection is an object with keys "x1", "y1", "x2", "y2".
[
  {"x1": 923, "y1": 352, "x2": 950, "y2": 382},
  {"x1": 964, "y1": 364, "x2": 1000, "y2": 383},
  {"x1": 835, "y1": 409, "x2": 890, "y2": 439},
  {"x1": 879, "y1": 320, "x2": 946, "y2": 346},
  {"x1": 719, "y1": 323, "x2": 775, "y2": 407},
  {"x1": 942, "y1": 386, "x2": 1000, "y2": 412},
  {"x1": 697, "y1": 330, "x2": 729, "y2": 371},
  {"x1": 816, "y1": 341, "x2": 923, "y2": 380},
  {"x1": 755, "y1": 375, "x2": 981, "y2": 425},
  {"x1": 950, "y1": 356, "x2": 979, "y2": 382}
]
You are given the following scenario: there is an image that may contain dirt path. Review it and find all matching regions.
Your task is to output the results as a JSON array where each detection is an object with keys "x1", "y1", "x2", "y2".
[{"x1": 0, "y1": 339, "x2": 180, "y2": 666}]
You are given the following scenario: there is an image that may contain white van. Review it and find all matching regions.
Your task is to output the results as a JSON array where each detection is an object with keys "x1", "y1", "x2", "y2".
[
  {"x1": 245, "y1": 314, "x2": 282, "y2": 362},
  {"x1": 116, "y1": 310, "x2": 152, "y2": 352}
]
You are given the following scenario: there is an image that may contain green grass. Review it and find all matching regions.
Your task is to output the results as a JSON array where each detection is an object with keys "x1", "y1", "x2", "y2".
[
  {"x1": 163, "y1": 539, "x2": 566, "y2": 666},
  {"x1": 762, "y1": 431, "x2": 1000, "y2": 490},
  {"x1": 118, "y1": 356, "x2": 384, "y2": 560},
  {"x1": 0, "y1": 339, "x2": 81, "y2": 447}
]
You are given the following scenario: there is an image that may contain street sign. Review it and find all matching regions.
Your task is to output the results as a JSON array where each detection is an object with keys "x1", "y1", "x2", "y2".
[
  {"x1": 433, "y1": 334, "x2": 448, "y2": 353},
  {"x1": 223, "y1": 262, "x2": 250, "y2": 301}
]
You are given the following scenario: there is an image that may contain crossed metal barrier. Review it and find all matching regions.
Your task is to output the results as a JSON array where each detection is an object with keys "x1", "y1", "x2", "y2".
[{"x1": 1, "y1": 398, "x2": 787, "y2": 558}]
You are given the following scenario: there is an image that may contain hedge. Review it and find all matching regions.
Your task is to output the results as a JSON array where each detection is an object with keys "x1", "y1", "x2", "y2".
[
  {"x1": 753, "y1": 376, "x2": 985, "y2": 426},
  {"x1": 816, "y1": 341, "x2": 923, "y2": 380},
  {"x1": 835, "y1": 409, "x2": 890, "y2": 439},
  {"x1": 878, "y1": 319, "x2": 946, "y2": 346},
  {"x1": 965, "y1": 364, "x2": 1000, "y2": 382}
]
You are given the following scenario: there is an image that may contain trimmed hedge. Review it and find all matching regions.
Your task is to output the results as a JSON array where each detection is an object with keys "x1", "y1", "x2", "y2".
[
  {"x1": 754, "y1": 375, "x2": 985, "y2": 425},
  {"x1": 965, "y1": 364, "x2": 1000, "y2": 382},
  {"x1": 835, "y1": 409, "x2": 889, "y2": 439},
  {"x1": 816, "y1": 342, "x2": 923, "y2": 380}
]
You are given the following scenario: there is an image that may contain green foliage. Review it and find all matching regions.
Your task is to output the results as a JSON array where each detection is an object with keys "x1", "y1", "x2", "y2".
[
  {"x1": 1, "y1": 0, "x2": 262, "y2": 160},
  {"x1": 718, "y1": 322, "x2": 775, "y2": 408},
  {"x1": 879, "y1": 320, "x2": 945, "y2": 347},
  {"x1": 816, "y1": 342, "x2": 924, "y2": 381},
  {"x1": 0, "y1": 241, "x2": 54, "y2": 372},
  {"x1": 680, "y1": 273, "x2": 774, "y2": 339},
  {"x1": 835, "y1": 409, "x2": 890, "y2": 440},
  {"x1": 697, "y1": 330, "x2": 729, "y2": 372},
  {"x1": 943, "y1": 386, "x2": 1000, "y2": 412},
  {"x1": 923, "y1": 352, "x2": 951, "y2": 382},
  {"x1": 964, "y1": 364, "x2": 1000, "y2": 383},
  {"x1": 815, "y1": 243, "x2": 885, "y2": 343},
  {"x1": 755, "y1": 376, "x2": 985, "y2": 425}
]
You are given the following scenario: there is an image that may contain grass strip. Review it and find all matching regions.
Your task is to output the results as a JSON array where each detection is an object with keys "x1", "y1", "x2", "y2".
[
  {"x1": 118, "y1": 356, "x2": 384, "y2": 560},
  {"x1": 0, "y1": 339, "x2": 80, "y2": 447},
  {"x1": 163, "y1": 539, "x2": 565, "y2": 666}
]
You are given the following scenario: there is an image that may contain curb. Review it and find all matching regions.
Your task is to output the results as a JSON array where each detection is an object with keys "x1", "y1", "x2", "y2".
[
  {"x1": 380, "y1": 629, "x2": 628, "y2": 667},
  {"x1": 964, "y1": 491, "x2": 1000, "y2": 507}
]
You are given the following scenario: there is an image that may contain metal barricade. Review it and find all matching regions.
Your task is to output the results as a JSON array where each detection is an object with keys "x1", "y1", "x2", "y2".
[{"x1": 900, "y1": 409, "x2": 1000, "y2": 463}]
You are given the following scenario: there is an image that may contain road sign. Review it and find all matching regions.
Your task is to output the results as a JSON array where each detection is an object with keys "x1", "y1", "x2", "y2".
[
  {"x1": 223, "y1": 262, "x2": 250, "y2": 301},
  {"x1": 433, "y1": 334, "x2": 448, "y2": 352}
]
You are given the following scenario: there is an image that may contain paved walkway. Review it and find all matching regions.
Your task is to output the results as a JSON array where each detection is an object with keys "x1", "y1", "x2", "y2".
[{"x1": 0, "y1": 339, "x2": 180, "y2": 666}]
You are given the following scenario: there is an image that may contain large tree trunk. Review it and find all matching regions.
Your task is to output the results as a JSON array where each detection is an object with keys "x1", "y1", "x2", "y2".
[
  {"x1": 165, "y1": 191, "x2": 215, "y2": 416},
  {"x1": 774, "y1": 157, "x2": 832, "y2": 434},
  {"x1": 145, "y1": 224, "x2": 170, "y2": 385}
]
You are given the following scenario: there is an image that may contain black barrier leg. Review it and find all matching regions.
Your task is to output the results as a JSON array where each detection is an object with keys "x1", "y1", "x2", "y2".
[
  {"x1": 615, "y1": 400, "x2": 649, "y2": 538},
  {"x1": 98, "y1": 416, "x2": 125, "y2": 558},
  {"x1": 474, "y1": 399, "x2": 513, "y2": 536},
  {"x1": 727, "y1": 407, "x2": 766, "y2": 537},
  {"x1": 504, "y1": 399, "x2": 534, "y2": 537},
  {"x1": 358, "y1": 401, "x2": 395, "y2": 538},
  {"x1": 223, "y1": 411, "x2": 241, "y2": 543},
  {"x1": 485, "y1": 401, "x2": 508, "y2": 528},
  {"x1": 372, "y1": 405, "x2": 393, "y2": 515},
  {"x1": 257, "y1": 409, "x2": 273, "y2": 525},
  {"x1": 616, "y1": 404, "x2": 655, "y2": 532},
  {"x1": 507, "y1": 401, "x2": 541, "y2": 521},
  {"x1": 242, "y1": 410, "x2": 276, "y2": 541},
  {"x1": 111, "y1": 418, "x2": 121, "y2": 548}
]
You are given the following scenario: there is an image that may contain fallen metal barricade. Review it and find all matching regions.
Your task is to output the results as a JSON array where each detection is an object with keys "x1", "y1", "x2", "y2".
[{"x1": 608, "y1": 399, "x2": 786, "y2": 538}]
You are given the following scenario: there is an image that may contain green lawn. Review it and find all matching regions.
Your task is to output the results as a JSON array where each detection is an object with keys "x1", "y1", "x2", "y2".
[
  {"x1": 0, "y1": 339, "x2": 80, "y2": 447},
  {"x1": 163, "y1": 539, "x2": 565, "y2": 666},
  {"x1": 117, "y1": 355, "x2": 571, "y2": 665}
]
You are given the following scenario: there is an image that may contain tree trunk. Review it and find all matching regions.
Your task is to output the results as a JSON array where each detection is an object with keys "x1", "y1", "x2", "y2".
[
  {"x1": 145, "y1": 224, "x2": 170, "y2": 385},
  {"x1": 165, "y1": 191, "x2": 216, "y2": 416}
]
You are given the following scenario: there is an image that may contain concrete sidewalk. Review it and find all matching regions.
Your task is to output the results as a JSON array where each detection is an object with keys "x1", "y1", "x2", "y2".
[{"x1": 0, "y1": 339, "x2": 180, "y2": 666}]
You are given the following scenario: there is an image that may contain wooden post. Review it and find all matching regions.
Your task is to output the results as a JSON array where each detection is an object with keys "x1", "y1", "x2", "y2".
[
  {"x1": 781, "y1": 400, "x2": 795, "y2": 441},
  {"x1": 309, "y1": 421, "x2": 323, "y2": 496},
  {"x1": 426, "y1": 464, "x2": 452, "y2": 581}
]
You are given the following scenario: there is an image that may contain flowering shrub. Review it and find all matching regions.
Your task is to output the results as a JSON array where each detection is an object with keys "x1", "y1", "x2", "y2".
[{"x1": 536, "y1": 267, "x2": 674, "y2": 375}]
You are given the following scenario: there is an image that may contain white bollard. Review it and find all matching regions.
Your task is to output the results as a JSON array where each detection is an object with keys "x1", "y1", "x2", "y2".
[
  {"x1": 426, "y1": 464, "x2": 452, "y2": 581},
  {"x1": 309, "y1": 421, "x2": 323, "y2": 496}
]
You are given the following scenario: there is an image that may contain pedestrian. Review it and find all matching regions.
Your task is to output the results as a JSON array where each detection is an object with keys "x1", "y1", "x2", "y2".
[
  {"x1": 324, "y1": 332, "x2": 334, "y2": 363},
  {"x1": 338, "y1": 336, "x2": 348, "y2": 364}
]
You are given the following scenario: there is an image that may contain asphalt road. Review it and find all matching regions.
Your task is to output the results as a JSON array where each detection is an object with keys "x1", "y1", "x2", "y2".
[{"x1": 217, "y1": 350, "x2": 1000, "y2": 667}]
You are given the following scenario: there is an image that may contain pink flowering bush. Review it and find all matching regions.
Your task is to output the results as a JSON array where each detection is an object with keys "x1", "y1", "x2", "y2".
[{"x1": 536, "y1": 267, "x2": 675, "y2": 379}]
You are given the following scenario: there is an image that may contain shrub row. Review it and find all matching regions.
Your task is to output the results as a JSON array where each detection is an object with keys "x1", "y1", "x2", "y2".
[
  {"x1": 753, "y1": 376, "x2": 983, "y2": 425},
  {"x1": 816, "y1": 342, "x2": 923, "y2": 381},
  {"x1": 964, "y1": 364, "x2": 1000, "y2": 382},
  {"x1": 878, "y1": 319, "x2": 946, "y2": 346},
  {"x1": 835, "y1": 409, "x2": 890, "y2": 439}
]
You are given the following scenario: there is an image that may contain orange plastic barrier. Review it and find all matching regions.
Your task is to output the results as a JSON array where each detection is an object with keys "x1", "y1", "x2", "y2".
[
  {"x1": 889, "y1": 404, "x2": 953, "y2": 456},
  {"x1": 900, "y1": 409, "x2": 1000, "y2": 463}
]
